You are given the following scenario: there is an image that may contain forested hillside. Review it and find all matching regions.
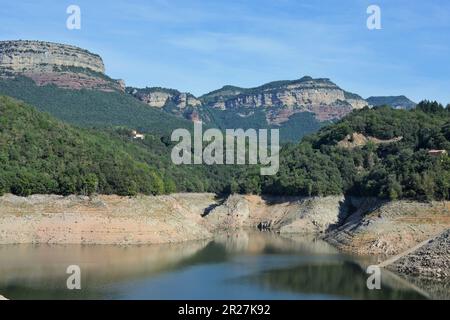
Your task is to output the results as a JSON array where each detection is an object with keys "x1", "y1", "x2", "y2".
[
  {"x1": 0, "y1": 77, "x2": 192, "y2": 136},
  {"x1": 0, "y1": 96, "x2": 241, "y2": 196},
  {"x1": 260, "y1": 101, "x2": 450, "y2": 200},
  {"x1": 1, "y1": 94, "x2": 449, "y2": 201}
]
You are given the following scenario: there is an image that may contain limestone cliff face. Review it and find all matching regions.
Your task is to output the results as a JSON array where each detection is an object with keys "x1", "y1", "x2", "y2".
[
  {"x1": 0, "y1": 40, "x2": 104, "y2": 73},
  {"x1": 0, "y1": 40, "x2": 123, "y2": 92},
  {"x1": 199, "y1": 77, "x2": 369, "y2": 123},
  {"x1": 201, "y1": 77, "x2": 368, "y2": 121},
  {"x1": 128, "y1": 87, "x2": 201, "y2": 109},
  {"x1": 127, "y1": 87, "x2": 202, "y2": 121},
  {"x1": 128, "y1": 77, "x2": 369, "y2": 125}
]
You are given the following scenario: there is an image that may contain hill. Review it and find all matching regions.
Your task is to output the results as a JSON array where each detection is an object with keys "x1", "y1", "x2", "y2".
[
  {"x1": 260, "y1": 101, "x2": 450, "y2": 200},
  {"x1": 0, "y1": 76, "x2": 193, "y2": 136},
  {"x1": 366, "y1": 95, "x2": 417, "y2": 110},
  {"x1": 128, "y1": 76, "x2": 370, "y2": 142},
  {"x1": 1, "y1": 95, "x2": 449, "y2": 201},
  {"x1": 0, "y1": 95, "x2": 243, "y2": 197}
]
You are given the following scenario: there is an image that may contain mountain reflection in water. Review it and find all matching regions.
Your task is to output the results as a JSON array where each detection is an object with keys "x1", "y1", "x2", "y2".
[{"x1": 0, "y1": 231, "x2": 435, "y2": 299}]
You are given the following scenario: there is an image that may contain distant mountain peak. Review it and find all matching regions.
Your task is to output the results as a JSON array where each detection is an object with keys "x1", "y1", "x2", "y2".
[
  {"x1": 0, "y1": 40, "x2": 124, "y2": 92},
  {"x1": 366, "y1": 95, "x2": 416, "y2": 109}
]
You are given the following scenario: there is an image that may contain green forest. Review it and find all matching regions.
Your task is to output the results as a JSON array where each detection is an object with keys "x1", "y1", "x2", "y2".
[
  {"x1": 0, "y1": 95, "x2": 244, "y2": 196},
  {"x1": 261, "y1": 101, "x2": 450, "y2": 201},
  {"x1": 1, "y1": 93, "x2": 449, "y2": 201},
  {"x1": 0, "y1": 76, "x2": 192, "y2": 136}
]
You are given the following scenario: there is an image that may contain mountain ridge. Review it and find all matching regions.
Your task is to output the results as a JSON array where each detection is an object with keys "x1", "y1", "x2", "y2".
[
  {"x1": 367, "y1": 95, "x2": 417, "y2": 110},
  {"x1": 0, "y1": 40, "x2": 417, "y2": 141}
]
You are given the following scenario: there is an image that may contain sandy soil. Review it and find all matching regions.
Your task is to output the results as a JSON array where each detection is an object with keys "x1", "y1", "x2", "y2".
[
  {"x1": 325, "y1": 200, "x2": 450, "y2": 261},
  {"x1": 0, "y1": 193, "x2": 216, "y2": 245}
]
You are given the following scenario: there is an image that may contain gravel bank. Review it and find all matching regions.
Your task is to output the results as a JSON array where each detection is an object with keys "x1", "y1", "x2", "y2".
[{"x1": 387, "y1": 229, "x2": 450, "y2": 278}]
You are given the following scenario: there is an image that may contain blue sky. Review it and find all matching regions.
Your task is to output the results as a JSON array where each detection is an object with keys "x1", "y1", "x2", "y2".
[{"x1": 1, "y1": 0, "x2": 449, "y2": 103}]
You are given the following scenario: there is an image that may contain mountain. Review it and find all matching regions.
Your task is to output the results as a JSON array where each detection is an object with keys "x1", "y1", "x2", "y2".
[
  {"x1": 200, "y1": 76, "x2": 368, "y2": 116},
  {"x1": 0, "y1": 40, "x2": 416, "y2": 142},
  {"x1": 0, "y1": 40, "x2": 124, "y2": 92},
  {"x1": 262, "y1": 100, "x2": 450, "y2": 200},
  {"x1": 128, "y1": 76, "x2": 370, "y2": 142},
  {"x1": 0, "y1": 95, "x2": 166, "y2": 196},
  {"x1": 366, "y1": 95, "x2": 416, "y2": 110},
  {"x1": 0, "y1": 95, "x2": 248, "y2": 196},
  {"x1": 0, "y1": 40, "x2": 193, "y2": 136},
  {"x1": 2, "y1": 94, "x2": 448, "y2": 201},
  {"x1": 125, "y1": 86, "x2": 202, "y2": 122}
]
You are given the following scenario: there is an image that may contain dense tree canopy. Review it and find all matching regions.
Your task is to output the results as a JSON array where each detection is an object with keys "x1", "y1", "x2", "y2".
[
  {"x1": 1, "y1": 95, "x2": 449, "y2": 201},
  {"x1": 260, "y1": 101, "x2": 450, "y2": 200}
]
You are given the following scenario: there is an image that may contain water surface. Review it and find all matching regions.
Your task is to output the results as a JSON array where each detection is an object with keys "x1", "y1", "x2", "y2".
[{"x1": 0, "y1": 231, "x2": 429, "y2": 299}]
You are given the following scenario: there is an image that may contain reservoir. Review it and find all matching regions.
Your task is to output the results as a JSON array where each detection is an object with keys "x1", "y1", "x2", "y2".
[{"x1": 0, "y1": 231, "x2": 428, "y2": 299}]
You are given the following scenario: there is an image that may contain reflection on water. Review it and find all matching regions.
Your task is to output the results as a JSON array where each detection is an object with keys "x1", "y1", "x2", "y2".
[
  {"x1": 242, "y1": 261, "x2": 425, "y2": 300},
  {"x1": 0, "y1": 231, "x2": 435, "y2": 300}
]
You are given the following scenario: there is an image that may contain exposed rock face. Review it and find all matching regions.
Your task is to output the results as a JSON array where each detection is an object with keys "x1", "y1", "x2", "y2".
[
  {"x1": 128, "y1": 77, "x2": 370, "y2": 126},
  {"x1": 128, "y1": 87, "x2": 201, "y2": 108},
  {"x1": 387, "y1": 229, "x2": 450, "y2": 278},
  {"x1": 0, "y1": 193, "x2": 216, "y2": 245},
  {"x1": 0, "y1": 40, "x2": 104, "y2": 74},
  {"x1": 204, "y1": 194, "x2": 251, "y2": 230},
  {"x1": 337, "y1": 132, "x2": 403, "y2": 149},
  {"x1": 127, "y1": 87, "x2": 202, "y2": 121},
  {"x1": 125, "y1": 78, "x2": 414, "y2": 143},
  {"x1": 200, "y1": 77, "x2": 369, "y2": 123},
  {"x1": 0, "y1": 193, "x2": 350, "y2": 244},
  {"x1": 325, "y1": 200, "x2": 450, "y2": 259},
  {"x1": 175, "y1": 92, "x2": 202, "y2": 108},
  {"x1": 204, "y1": 78, "x2": 365, "y2": 110},
  {"x1": 0, "y1": 40, "x2": 123, "y2": 92},
  {"x1": 203, "y1": 194, "x2": 348, "y2": 234}
]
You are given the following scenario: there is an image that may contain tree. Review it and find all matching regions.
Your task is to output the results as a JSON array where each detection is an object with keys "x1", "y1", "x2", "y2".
[{"x1": 81, "y1": 174, "x2": 98, "y2": 196}]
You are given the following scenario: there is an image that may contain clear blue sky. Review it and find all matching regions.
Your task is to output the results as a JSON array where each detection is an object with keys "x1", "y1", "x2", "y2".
[{"x1": 1, "y1": 0, "x2": 449, "y2": 103}]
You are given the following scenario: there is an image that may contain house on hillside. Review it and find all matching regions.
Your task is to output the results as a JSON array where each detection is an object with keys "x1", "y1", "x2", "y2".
[
  {"x1": 428, "y1": 149, "x2": 448, "y2": 157},
  {"x1": 131, "y1": 130, "x2": 145, "y2": 140}
]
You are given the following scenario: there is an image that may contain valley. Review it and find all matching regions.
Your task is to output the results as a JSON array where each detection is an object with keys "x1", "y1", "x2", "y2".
[{"x1": 0, "y1": 39, "x2": 449, "y2": 299}]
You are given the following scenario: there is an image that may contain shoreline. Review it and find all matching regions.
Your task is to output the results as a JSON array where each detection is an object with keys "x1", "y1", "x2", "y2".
[{"x1": 1, "y1": 192, "x2": 449, "y2": 281}]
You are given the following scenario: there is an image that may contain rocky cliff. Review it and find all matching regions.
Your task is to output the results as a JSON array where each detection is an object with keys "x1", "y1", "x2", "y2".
[
  {"x1": 127, "y1": 87, "x2": 202, "y2": 121},
  {"x1": 0, "y1": 40, "x2": 124, "y2": 92},
  {"x1": 202, "y1": 77, "x2": 368, "y2": 111},
  {"x1": 128, "y1": 77, "x2": 369, "y2": 127},
  {"x1": 128, "y1": 87, "x2": 201, "y2": 108}
]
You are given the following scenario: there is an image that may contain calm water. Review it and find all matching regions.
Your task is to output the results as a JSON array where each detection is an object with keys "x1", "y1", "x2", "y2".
[{"x1": 0, "y1": 231, "x2": 430, "y2": 300}]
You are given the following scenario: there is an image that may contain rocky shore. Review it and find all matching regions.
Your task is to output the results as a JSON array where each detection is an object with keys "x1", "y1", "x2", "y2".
[
  {"x1": 1, "y1": 193, "x2": 449, "y2": 283},
  {"x1": 325, "y1": 199, "x2": 450, "y2": 258},
  {"x1": 0, "y1": 193, "x2": 347, "y2": 245},
  {"x1": 0, "y1": 193, "x2": 216, "y2": 245},
  {"x1": 387, "y1": 229, "x2": 450, "y2": 278}
]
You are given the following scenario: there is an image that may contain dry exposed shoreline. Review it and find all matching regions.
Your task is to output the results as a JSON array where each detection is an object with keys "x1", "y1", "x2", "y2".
[{"x1": 0, "y1": 193, "x2": 449, "y2": 280}]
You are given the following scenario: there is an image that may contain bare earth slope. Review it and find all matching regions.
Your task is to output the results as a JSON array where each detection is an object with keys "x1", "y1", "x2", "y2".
[
  {"x1": 325, "y1": 200, "x2": 450, "y2": 259},
  {"x1": 387, "y1": 229, "x2": 450, "y2": 278},
  {"x1": 0, "y1": 193, "x2": 216, "y2": 245}
]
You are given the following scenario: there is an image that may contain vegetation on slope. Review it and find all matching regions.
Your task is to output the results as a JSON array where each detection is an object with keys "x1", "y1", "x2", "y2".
[
  {"x1": 1, "y1": 91, "x2": 449, "y2": 201},
  {"x1": 0, "y1": 77, "x2": 192, "y2": 136},
  {"x1": 260, "y1": 101, "x2": 450, "y2": 200},
  {"x1": 0, "y1": 96, "x2": 244, "y2": 196}
]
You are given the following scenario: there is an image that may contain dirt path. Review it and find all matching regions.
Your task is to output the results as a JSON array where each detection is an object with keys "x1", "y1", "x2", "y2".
[{"x1": 378, "y1": 236, "x2": 436, "y2": 268}]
